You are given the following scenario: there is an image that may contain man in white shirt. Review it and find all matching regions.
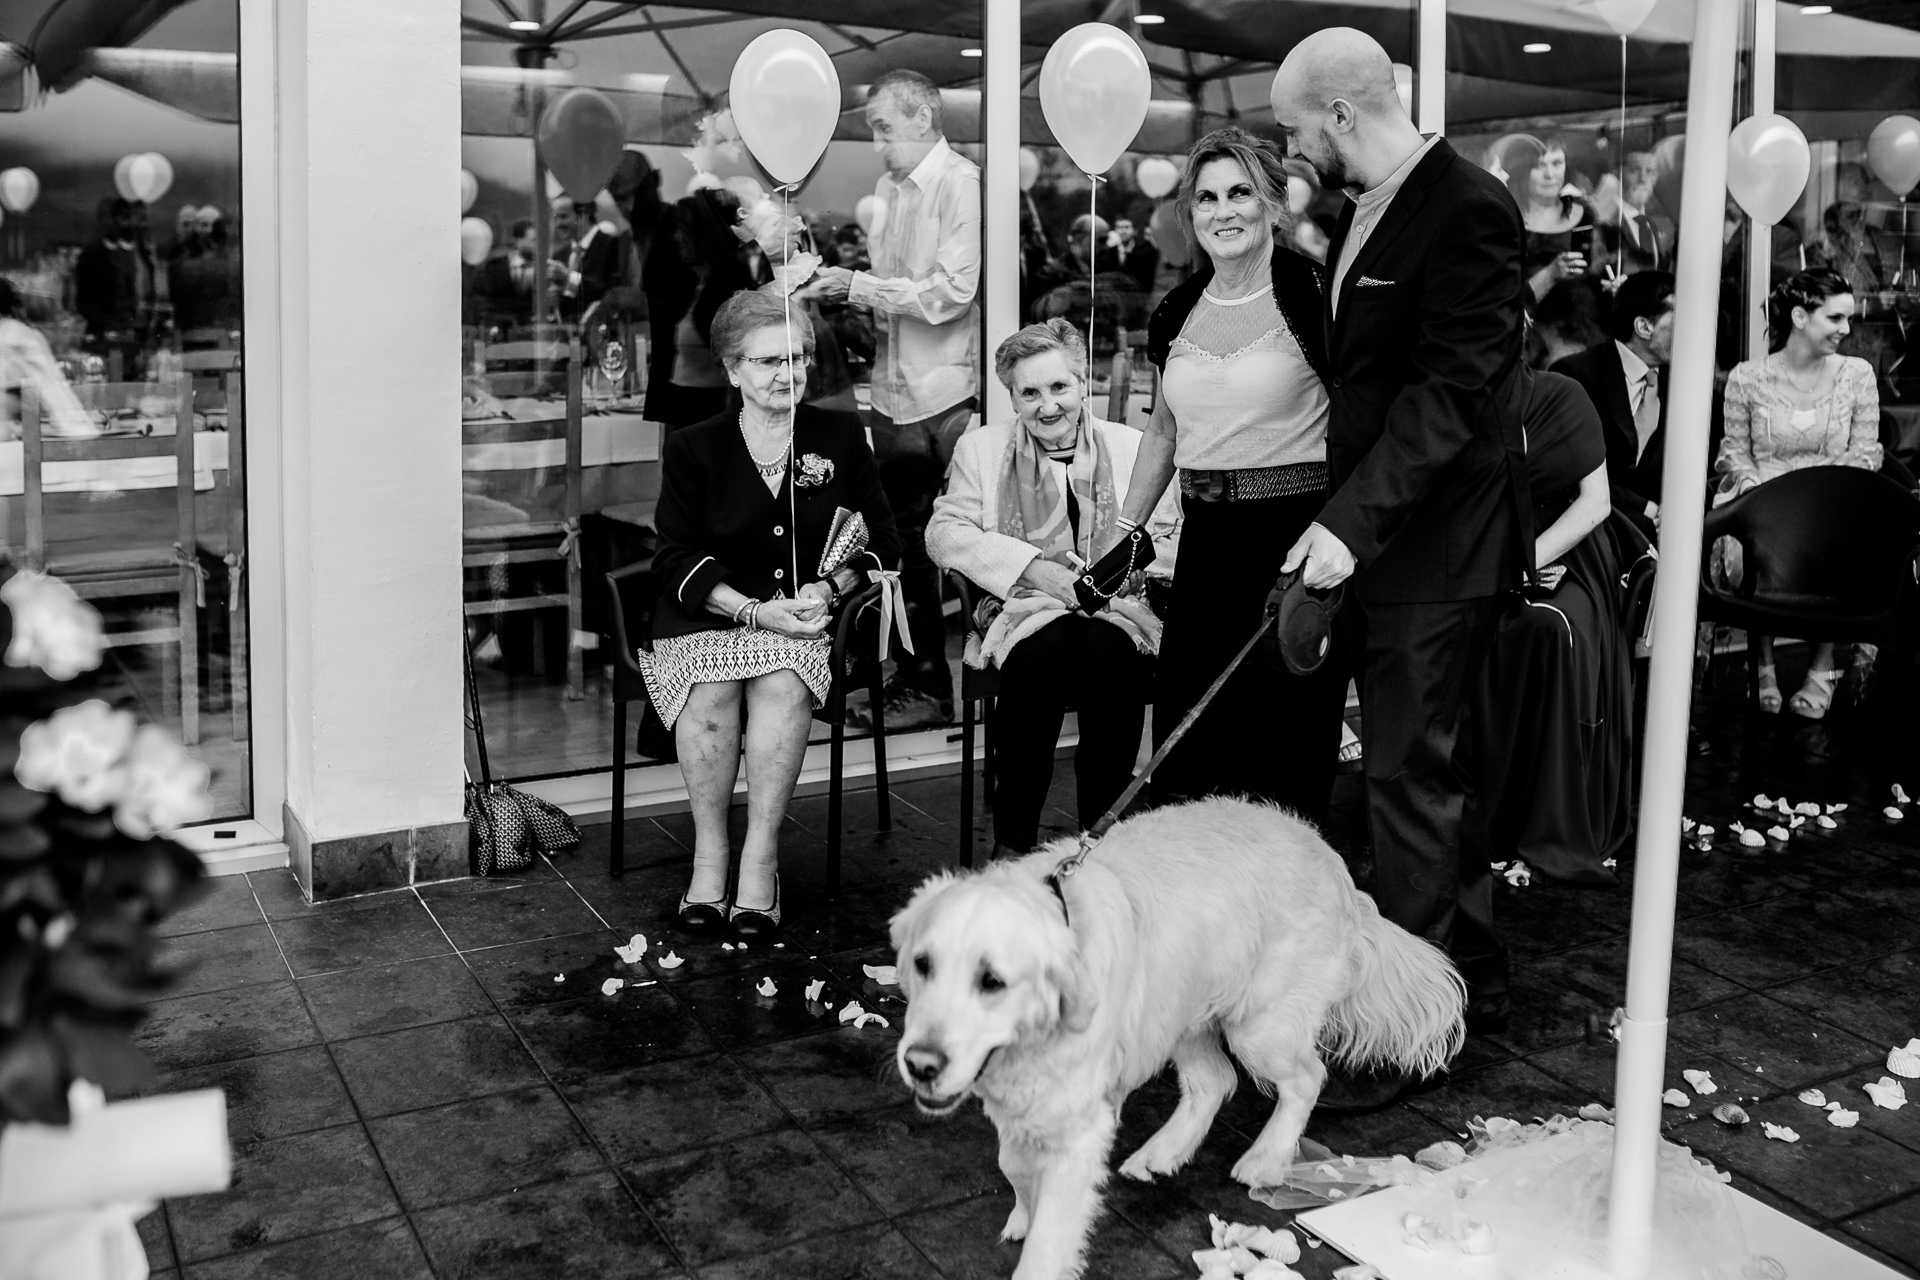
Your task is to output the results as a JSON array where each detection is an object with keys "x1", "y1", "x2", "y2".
[
  {"x1": 812, "y1": 69, "x2": 982, "y2": 729},
  {"x1": 1550, "y1": 271, "x2": 1676, "y2": 535}
]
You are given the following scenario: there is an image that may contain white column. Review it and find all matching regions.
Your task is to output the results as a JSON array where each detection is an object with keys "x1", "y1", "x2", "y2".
[
  {"x1": 1606, "y1": 0, "x2": 1741, "y2": 1272},
  {"x1": 1745, "y1": 0, "x2": 1777, "y2": 361},
  {"x1": 982, "y1": 0, "x2": 1021, "y2": 424},
  {"x1": 270, "y1": 0, "x2": 467, "y2": 893},
  {"x1": 1417, "y1": 0, "x2": 1447, "y2": 136}
]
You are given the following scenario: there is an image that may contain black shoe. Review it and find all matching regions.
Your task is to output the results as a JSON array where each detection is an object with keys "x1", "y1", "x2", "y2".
[
  {"x1": 728, "y1": 877, "x2": 782, "y2": 939},
  {"x1": 1465, "y1": 996, "x2": 1511, "y2": 1037},
  {"x1": 1314, "y1": 1062, "x2": 1449, "y2": 1115},
  {"x1": 677, "y1": 890, "x2": 729, "y2": 931}
]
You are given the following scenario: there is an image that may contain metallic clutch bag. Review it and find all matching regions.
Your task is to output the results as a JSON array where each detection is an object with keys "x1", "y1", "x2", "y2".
[{"x1": 817, "y1": 507, "x2": 870, "y2": 578}]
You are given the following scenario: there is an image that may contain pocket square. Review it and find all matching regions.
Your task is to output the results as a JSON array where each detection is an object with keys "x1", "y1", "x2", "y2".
[{"x1": 1356, "y1": 275, "x2": 1395, "y2": 287}]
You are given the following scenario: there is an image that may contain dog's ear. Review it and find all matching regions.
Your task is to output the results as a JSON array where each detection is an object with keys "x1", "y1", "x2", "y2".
[
  {"x1": 888, "y1": 872, "x2": 956, "y2": 987},
  {"x1": 1048, "y1": 946, "x2": 1098, "y2": 1034}
]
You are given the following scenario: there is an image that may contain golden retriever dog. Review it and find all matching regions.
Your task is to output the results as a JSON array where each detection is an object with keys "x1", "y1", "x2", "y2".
[{"x1": 889, "y1": 798, "x2": 1465, "y2": 1280}]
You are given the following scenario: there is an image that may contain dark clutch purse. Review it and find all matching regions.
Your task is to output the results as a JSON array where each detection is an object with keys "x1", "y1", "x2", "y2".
[{"x1": 1073, "y1": 528, "x2": 1156, "y2": 614}]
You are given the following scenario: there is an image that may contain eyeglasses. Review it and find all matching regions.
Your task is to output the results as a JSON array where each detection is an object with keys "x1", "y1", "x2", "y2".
[{"x1": 738, "y1": 354, "x2": 812, "y2": 371}]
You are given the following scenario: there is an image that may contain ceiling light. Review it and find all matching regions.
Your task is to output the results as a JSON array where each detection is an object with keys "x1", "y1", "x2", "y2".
[
  {"x1": 1134, "y1": 14, "x2": 1166, "y2": 24},
  {"x1": 960, "y1": 47, "x2": 983, "y2": 57},
  {"x1": 508, "y1": 19, "x2": 541, "y2": 31},
  {"x1": 1523, "y1": 41, "x2": 1552, "y2": 52},
  {"x1": 1798, "y1": 3, "x2": 1832, "y2": 12}
]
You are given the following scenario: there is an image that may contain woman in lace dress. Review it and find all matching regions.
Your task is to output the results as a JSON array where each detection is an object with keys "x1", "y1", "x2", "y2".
[
  {"x1": 1107, "y1": 126, "x2": 1348, "y2": 821},
  {"x1": 1715, "y1": 267, "x2": 1881, "y2": 719}
]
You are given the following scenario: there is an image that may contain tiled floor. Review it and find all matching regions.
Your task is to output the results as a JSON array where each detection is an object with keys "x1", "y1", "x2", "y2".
[{"x1": 130, "y1": 672, "x2": 1920, "y2": 1278}]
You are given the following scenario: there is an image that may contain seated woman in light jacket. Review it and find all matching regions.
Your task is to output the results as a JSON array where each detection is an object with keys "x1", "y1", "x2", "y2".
[{"x1": 927, "y1": 320, "x2": 1181, "y2": 857}]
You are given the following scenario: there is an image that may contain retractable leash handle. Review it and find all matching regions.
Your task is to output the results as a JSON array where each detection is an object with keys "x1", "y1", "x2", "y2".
[{"x1": 1050, "y1": 587, "x2": 1286, "y2": 891}]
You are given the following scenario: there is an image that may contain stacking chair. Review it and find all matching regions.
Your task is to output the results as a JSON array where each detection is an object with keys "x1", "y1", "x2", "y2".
[
  {"x1": 23, "y1": 378, "x2": 201, "y2": 744},
  {"x1": 603, "y1": 565, "x2": 893, "y2": 894},
  {"x1": 1695, "y1": 465, "x2": 1920, "y2": 706},
  {"x1": 950, "y1": 571, "x2": 1000, "y2": 867},
  {"x1": 462, "y1": 339, "x2": 586, "y2": 699},
  {"x1": 177, "y1": 349, "x2": 240, "y2": 415},
  {"x1": 192, "y1": 370, "x2": 249, "y2": 739}
]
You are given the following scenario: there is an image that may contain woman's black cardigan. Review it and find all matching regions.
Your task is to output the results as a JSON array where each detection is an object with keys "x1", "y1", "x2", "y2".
[
  {"x1": 649, "y1": 404, "x2": 900, "y2": 641},
  {"x1": 1144, "y1": 244, "x2": 1330, "y2": 383}
]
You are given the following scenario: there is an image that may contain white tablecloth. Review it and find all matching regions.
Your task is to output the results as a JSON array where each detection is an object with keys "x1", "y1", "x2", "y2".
[
  {"x1": 462, "y1": 407, "x2": 661, "y2": 473},
  {"x1": 0, "y1": 434, "x2": 225, "y2": 496}
]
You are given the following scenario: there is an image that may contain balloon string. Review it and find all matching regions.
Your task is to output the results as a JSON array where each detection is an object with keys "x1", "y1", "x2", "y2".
[
  {"x1": 781, "y1": 183, "x2": 798, "y2": 594},
  {"x1": 1087, "y1": 174, "x2": 1104, "y2": 390}
]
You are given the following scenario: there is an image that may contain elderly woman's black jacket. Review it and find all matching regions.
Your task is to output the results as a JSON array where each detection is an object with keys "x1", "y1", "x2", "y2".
[{"x1": 649, "y1": 404, "x2": 900, "y2": 641}]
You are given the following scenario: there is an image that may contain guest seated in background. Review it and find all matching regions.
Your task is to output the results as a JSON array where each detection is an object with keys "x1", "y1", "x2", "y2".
[
  {"x1": 927, "y1": 320, "x2": 1180, "y2": 857},
  {"x1": 641, "y1": 287, "x2": 899, "y2": 936},
  {"x1": 0, "y1": 280, "x2": 94, "y2": 441},
  {"x1": 1551, "y1": 271, "x2": 1675, "y2": 534},
  {"x1": 1714, "y1": 267, "x2": 1881, "y2": 719},
  {"x1": 1473, "y1": 371, "x2": 1638, "y2": 886},
  {"x1": 1110, "y1": 217, "x2": 1160, "y2": 295}
]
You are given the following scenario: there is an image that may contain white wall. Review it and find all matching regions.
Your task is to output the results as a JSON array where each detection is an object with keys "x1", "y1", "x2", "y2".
[{"x1": 273, "y1": 0, "x2": 465, "y2": 840}]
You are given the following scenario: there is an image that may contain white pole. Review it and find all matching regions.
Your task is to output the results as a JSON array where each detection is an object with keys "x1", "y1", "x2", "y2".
[
  {"x1": 1416, "y1": 0, "x2": 1446, "y2": 137},
  {"x1": 1745, "y1": 0, "x2": 1777, "y2": 361},
  {"x1": 981, "y1": 0, "x2": 1021, "y2": 425},
  {"x1": 1606, "y1": 0, "x2": 1741, "y2": 1274}
]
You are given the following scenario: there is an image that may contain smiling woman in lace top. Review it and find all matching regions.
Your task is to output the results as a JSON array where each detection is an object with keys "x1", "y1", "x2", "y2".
[
  {"x1": 1103, "y1": 126, "x2": 1348, "y2": 823},
  {"x1": 1714, "y1": 267, "x2": 1882, "y2": 720}
]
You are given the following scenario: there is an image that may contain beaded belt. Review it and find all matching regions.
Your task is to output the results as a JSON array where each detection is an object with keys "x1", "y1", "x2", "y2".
[{"x1": 1179, "y1": 462, "x2": 1329, "y2": 503}]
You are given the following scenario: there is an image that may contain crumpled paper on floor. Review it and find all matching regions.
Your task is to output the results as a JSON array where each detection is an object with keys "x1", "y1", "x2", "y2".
[
  {"x1": 1863, "y1": 1077, "x2": 1907, "y2": 1110},
  {"x1": 613, "y1": 933, "x2": 647, "y2": 964}
]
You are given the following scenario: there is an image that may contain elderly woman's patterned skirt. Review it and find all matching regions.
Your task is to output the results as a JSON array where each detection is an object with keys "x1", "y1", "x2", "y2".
[{"x1": 637, "y1": 625, "x2": 832, "y2": 728}]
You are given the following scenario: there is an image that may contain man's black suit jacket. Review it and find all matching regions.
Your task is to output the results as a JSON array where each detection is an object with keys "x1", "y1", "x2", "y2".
[
  {"x1": 1550, "y1": 341, "x2": 1664, "y2": 525},
  {"x1": 1317, "y1": 138, "x2": 1530, "y2": 604}
]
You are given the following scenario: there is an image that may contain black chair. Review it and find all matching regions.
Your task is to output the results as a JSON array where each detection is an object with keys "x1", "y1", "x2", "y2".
[
  {"x1": 604, "y1": 565, "x2": 892, "y2": 891},
  {"x1": 1696, "y1": 465, "x2": 1920, "y2": 704},
  {"x1": 1612, "y1": 506, "x2": 1659, "y2": 791},
  {"x1": 950, "y1": 572, "x2": 997, "y2": 867}
]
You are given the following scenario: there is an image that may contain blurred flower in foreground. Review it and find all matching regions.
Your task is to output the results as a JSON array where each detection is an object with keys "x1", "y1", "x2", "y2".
[{"x1": 1, "y1": 573, "x2": 105, "y2": 682}]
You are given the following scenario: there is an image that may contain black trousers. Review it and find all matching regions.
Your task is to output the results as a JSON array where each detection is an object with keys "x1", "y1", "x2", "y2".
[
  {"x1": 991, "y1": 614, "x2": 1153, "y2": 852},
  {"x1": 1353, "y1": 594, "x2": 1508, "y2": 1002},
  {"x1": 1150, "y1": 491, "x2": 1349, "y2": 825},
  {"x1": 870, "y1": 401, "x2": 975, "y2": 697}
]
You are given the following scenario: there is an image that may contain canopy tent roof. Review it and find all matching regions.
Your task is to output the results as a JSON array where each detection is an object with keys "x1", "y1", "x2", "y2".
[{"x1": 5, "y1": 0, "x2": 1917, "y2": 146}]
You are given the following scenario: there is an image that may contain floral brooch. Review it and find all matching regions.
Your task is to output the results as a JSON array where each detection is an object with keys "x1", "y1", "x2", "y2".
[{"x1": 795, "y1": 452, "x2": 835, "y2": 488}]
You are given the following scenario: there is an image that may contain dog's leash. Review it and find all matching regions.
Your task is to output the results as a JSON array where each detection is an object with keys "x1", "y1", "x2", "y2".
[{"x1": 1044, "y1": 586, "x2": 1286, "y2": 922}]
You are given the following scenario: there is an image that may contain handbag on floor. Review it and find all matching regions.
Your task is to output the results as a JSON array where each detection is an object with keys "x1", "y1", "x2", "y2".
[{"x1": 464, "y1": 633, "x2": 582, "y2": 875}]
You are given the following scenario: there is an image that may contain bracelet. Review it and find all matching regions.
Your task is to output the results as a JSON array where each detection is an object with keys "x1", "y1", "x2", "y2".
[
  {"x1": 732, "y1": 599, "x2": 756, "y2": 626},
  {"x1": 1115, "y1": 516, "x2": 1141, "y2": 532},
  {"x1": 746, "y1": 602, "x2": 762, "y2": 631}
]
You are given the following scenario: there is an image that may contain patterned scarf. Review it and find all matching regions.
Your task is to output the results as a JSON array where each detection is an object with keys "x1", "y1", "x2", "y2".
[{"x1": 994, "y1": 410, "x2": 1116, "y2": 571}]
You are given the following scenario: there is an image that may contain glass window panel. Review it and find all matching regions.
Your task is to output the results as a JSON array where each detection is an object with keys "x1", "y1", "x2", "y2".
[
  {"x1": 1445, "y1": 0, "x2": 1755, "y2": 370},
  {"x1": 1776, "y1": 4, "x2": 1920, "y2": 452},
  {"x1": 459, "y1": 1, "x2": 986, "y2": 781},
  {"x1": 1, "y1": 0, "x2": 250, "y2": 818}
]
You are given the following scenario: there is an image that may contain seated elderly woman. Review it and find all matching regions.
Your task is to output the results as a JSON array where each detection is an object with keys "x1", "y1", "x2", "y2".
[
  {"x1": 927, "y1": 320, "x2": 1180, "y2": 856},
  {"x1": 642, "y1": 286, "x2": 899, "y2": 935}
]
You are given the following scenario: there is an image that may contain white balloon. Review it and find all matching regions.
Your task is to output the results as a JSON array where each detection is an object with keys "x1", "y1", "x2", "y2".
[
  {"x1": 123, "y1": 153, "x2": 173, "y2": 204},
  {"x1": 113, "y1": 155, "x2": 139, "y2": 202},
  {"x1": 854, "y1": 194, "x2": 887, "y2": 238},
  {"x1": 1135, "y1": 157, "x2": 1179, "y2": 200},
  {"x1": 460, "y1": 216, "x2": 494, "y2": 266},
  {"x1": 1593, "y1": 0, "x2": 1658, "y2": 37},
  {"x1": 1726, "y1": 113, "x2": 1809, "y2": 227},
  {"x1": 0, "y1": 167, "x2": 38, "y2": 214},
  {"x1": 1287, "y1": 175, "x2": 1313, "y2": 216},
  {"x1": 460, "y1": 169, "x2": 479, "y2": 213},
  {"x1": 1019, "y1": 148, "x2": 1041, "y2": 192},
  {"x1": 545, "y1": 170, "x2": 563, "y2": 201}
]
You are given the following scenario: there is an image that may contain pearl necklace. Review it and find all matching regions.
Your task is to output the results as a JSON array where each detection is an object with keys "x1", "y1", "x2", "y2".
[{"x1": 740, "y1": 412, "x2": 791, "y2": 477}]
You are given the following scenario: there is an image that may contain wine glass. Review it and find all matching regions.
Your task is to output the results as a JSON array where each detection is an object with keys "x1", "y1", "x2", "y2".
[{"x1": 598, "y1": 336, "x2": 629, "y2": 409}]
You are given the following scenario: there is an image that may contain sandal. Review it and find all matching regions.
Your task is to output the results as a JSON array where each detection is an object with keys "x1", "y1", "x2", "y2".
[
  {"x1": 1336, "y1": 722, "x2": 1363, "y2": 770},
  {"x1": 1755, "y1": 663, "x2": 1782, "y2": 715},
  {"x1": 1789, "y1": 668, "x2": 1839, "y2": 721}
]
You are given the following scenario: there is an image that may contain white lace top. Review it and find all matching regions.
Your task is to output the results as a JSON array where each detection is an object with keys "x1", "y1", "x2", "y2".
[
  {"x1": 1161, "y1": 284, "x2": 1329, "y2": 470},
  {"x1": 1714, "y1": 354, "x2": 1880, "y2": 499}
]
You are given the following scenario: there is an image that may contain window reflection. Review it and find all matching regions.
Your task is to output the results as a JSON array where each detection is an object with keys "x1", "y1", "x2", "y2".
[{"x1": 0, "y1": 0, "x2": 250, "y2": 819}]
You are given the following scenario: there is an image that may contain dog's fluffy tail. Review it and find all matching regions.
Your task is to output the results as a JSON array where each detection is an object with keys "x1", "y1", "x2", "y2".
[{"x1": 1322, "y1": 894, "x2": 1467, "y2": 1079}]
